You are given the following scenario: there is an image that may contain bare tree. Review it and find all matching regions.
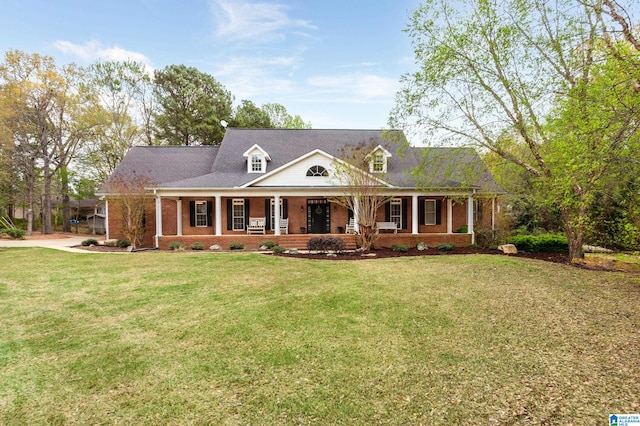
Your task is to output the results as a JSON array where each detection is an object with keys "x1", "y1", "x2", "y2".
[
  {"x1": 330, "y1": 140, "x2": 394, "y2": 251},
  {"x1": 103, "y1": 172, "x2": 155, "y2": 249}
]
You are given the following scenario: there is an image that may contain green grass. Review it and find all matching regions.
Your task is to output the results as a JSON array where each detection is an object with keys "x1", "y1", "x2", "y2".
[{"x1": 1, "y1": 248, "x2": 639, "y2": 425}]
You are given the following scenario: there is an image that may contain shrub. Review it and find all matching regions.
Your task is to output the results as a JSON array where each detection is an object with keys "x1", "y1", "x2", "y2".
[
  {"x1": 474, "y1": 227, "x2": 500, "y2": 248},
  {"x1": 455, "y1": 226, "x2": 468, "y2": 233},
  {"x1": 1, "y1": 228, "x2": 26, "y2": 240},
  {"x1": 117, "y1": 239, "x2": 131, "y2": 248},
  {"x1": 190, "y1": 242, "x2": 204, "y2": 250},
  {"x1": 168, "y1": 241, "x2": 185, "y2": 251},
  {"x1": 508, "y1": 233, "x2": 568, "y2": 253},
  {"x1": 81, "y1": 238, "x2": 99, "y2": 246},
  {"x1": 230, "y1": 242, "x2": 244, "y2": 250},
  {"x1": 437, "y1": 243, "x2": 455, "y2": 251},
  {"x1": 467, "y1": 243, "x2": 479, "y2": 249},
  {"x1": 272, "y1": 245, "x2": 286, "y2": 254},
  {"x1": 260, "y1": 240, "x2": 278, "y2": 249},
  {"x1": 391, "y1": 244, "x2": 410, "y2": 253},
  {"x1": 307, "y1": 236, "x2": 346, "y2": 253}
]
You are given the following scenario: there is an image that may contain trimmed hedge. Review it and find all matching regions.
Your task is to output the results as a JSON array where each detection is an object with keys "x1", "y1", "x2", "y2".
[
  {"x1": 508, "y1": 233, "x2": 568, "y2": 253},
  {"x1": 391, "y1": 244, "x2": 410, "y2": 253},
  {"x1": 307, "y1": 236, "x2": 346, "y2": 253},
  {"x1": 437, "y1": 243, "x2": 455, "y2": 251},
  {"x1": 169, "y1": 241, "x2": 185, "y2": 250}
]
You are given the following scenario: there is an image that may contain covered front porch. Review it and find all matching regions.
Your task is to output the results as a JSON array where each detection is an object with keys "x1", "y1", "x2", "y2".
[{"x1": 140, "y1": 190, "x2": 494, "y2": 250}]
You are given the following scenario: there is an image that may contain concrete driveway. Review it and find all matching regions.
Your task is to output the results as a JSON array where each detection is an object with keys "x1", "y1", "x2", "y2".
[{"x1": 0, "y1": 235, "x2": 91, "y2": 253}]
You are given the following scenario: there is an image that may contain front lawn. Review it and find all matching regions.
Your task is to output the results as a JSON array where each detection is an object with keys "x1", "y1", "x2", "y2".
[{"x1": 0, "y1": 248, "x2": 638, "y2": 424}]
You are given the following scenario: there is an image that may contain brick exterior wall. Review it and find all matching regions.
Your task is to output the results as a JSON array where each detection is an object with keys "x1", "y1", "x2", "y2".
[{"x1": 108, "y1": 195, "x2": 495, "y2": 249}]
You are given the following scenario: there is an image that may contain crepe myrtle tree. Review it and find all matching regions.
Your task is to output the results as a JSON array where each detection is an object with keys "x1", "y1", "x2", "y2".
[
  {"x1": 103, "y1": 172, "x2": 155, "y2": 249},
  {"x1": 330, "y1": 140, "x2": 394, "y2": 251}
]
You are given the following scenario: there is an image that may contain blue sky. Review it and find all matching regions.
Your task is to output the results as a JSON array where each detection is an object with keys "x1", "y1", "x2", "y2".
[{"x1": 1, "y1": 0, "x2": 422, "y2": 130}]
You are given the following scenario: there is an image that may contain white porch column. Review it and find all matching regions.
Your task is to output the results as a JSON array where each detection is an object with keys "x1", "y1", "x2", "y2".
[
  {"x1": 412, "y1": 195, "x2": 419, "y2": 234},
  {"x1": 467, "y1": 194, "x2": 475, "y2": 244},
  {"x1": 447, "y1": 198, "x2": 453, "y2": 234},
  {"x1": 215, "y1": 195, "x2": 222, "y2": 236},
  {"x1": 104, "y1": 199, "x2": 110, "y2": 240},
  {"x1": 274, "y1": 195, "x2": 281, "y2": 236},
  {"x1": 155, "y1": 194, "x2": 163, "y2": 248},
  {"x1": 176, "y1": 199, "x2": 182, "y2": 236},
  {"x1": 353, "y1": 198, "x2": 360, "y2": 233}
]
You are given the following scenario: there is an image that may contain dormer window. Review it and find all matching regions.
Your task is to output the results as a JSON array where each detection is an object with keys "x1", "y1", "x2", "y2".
[
  {"x1": 243, "y1": 144, "x2": 271, "y2": 174},
  {"x1": 373, "y1": 153, "x2": 385, "y2": 172},
  {"x1": 251, "y1": 154, "x2": 264, "y2": 173},
  {"x1": 367, "y1": 145, "x2": 392, "y2": 173}
]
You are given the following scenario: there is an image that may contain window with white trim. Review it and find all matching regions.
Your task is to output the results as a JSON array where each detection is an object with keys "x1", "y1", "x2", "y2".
[
  {"x1": 195, "y1": 201, "x2": 208, "y2": 227},
  {"x1": 373, "y1": 152, "x2": 385, "y2": 172},
  {"x1": 250, "y1": 154, "x2": 264, "y2": 173},
  {"x1": 424, "y1": 200, "x2": 437, "y2": 225},
  {"x1": 390, "y1": 199, "x2": 402, "y2": 228},
  {"x1": 232, "y1": 199, "x2": 245, "y2": 230}
]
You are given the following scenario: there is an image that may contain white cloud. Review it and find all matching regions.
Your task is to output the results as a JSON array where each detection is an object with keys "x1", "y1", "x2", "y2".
[
  {"x1": 53, "y1": 40, "x2": 153, "y2": 71},
  {"x1": 212, "y1": 55, "x2": 301, "y2": 98},
  {"x1": 212, "y1": 0, "x2": 317, "y2": 42},
  {"x1": 307, "y1": 73, "x2": 400, "y2": 101}
]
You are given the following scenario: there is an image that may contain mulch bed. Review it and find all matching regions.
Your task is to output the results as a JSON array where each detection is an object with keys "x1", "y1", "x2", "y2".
[
  {"x1": 275, "y1": 247, "x2": 570, "y2": 263},
  {"x1": 75, "y1": 244, "x2": 568, "y2": 263}
]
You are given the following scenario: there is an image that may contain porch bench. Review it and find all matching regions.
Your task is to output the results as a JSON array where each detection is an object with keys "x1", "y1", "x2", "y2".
[
  {"x1": 376, "y1": 221, "x2": 398, "y2": 233},
  {"x1": 247, "y1": 217, "x2": 266, "y2": 234}
]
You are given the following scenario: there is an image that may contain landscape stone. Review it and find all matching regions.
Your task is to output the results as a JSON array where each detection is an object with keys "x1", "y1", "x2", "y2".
[{"x1": 498, "y1": 244, "x2": 518, "y2": 254}]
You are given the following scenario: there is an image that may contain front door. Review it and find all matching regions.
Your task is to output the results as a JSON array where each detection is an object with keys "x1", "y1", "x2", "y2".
[{"x1": 307, "y1": 199, "x2": 330, "y2": 233}]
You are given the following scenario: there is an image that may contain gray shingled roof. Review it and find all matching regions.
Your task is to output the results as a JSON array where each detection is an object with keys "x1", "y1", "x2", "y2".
[
  {"x1": 101, "y1": 129, "x2": 503, "y2": 193},
  {"x1": 99, "y1": 146, "x2": 218, "y2": 193}
]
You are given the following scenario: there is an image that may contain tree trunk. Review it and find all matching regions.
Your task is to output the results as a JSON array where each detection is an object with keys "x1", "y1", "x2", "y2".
[
  {"x1": 42, "y1": 158, "x2": 53, "y2": 234},
  {"x1": 359, "y1": 224, "x2": 376, "y2": 251},
  {"x1": 560, "y1": 206, "x2": 585, "y2": 263},
  {"x1": 60, "y1": 166, "x2": 71, "y2": 233}
]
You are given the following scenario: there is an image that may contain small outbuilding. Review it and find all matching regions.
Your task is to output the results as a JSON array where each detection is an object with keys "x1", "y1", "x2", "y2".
[{"x1": 86, "y1": 214, "x2": 106, "y2": 235}]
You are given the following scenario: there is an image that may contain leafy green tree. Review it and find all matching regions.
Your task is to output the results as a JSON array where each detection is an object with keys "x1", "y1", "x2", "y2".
[
  {"x1": 82, "y1": 60, "x2": 154, "y2": 184},
  {"x1": 390, "y1": 0, "x2": 640, "y2": 261},
  {"x1": 262, "y1": 103, "x2": 311, "y2": 128},
  {"x1": 232, "y1": 99, "x2": 272, "y2": 128},
  {"x1": 153, "y1": 65, "x2": 232, "y2": 145}
]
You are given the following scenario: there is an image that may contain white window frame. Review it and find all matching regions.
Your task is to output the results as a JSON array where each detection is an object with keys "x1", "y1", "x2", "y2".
[
  {"x1": 195, "y1": 201, "x2": 208, "y2": 227},
  {"x1": 306, "y1": 165, "x2": 328, "y2": 177},
  {"x1": 232, "y1": 199, "x2": 245, "y2": 231},
  {"x1": 424, "y1": 199, "x2": 436, "y2": 225},
  {"x1": 390, "y1": 199, "x2": 402, "y2": 228},
  {"x1": 270, "y1": 199, "x2": 284, "y2": 230},
  {"x1": 250, "y1": 154, "x2": 264, "y2": 173},
  {"x1": 373, "y1": 152, "x2": 385, "y2": 173}
]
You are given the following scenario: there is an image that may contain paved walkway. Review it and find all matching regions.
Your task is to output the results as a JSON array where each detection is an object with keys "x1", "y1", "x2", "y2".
[{"x1": 0, "y1": 235, "x2": 91, "y2": 253}]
